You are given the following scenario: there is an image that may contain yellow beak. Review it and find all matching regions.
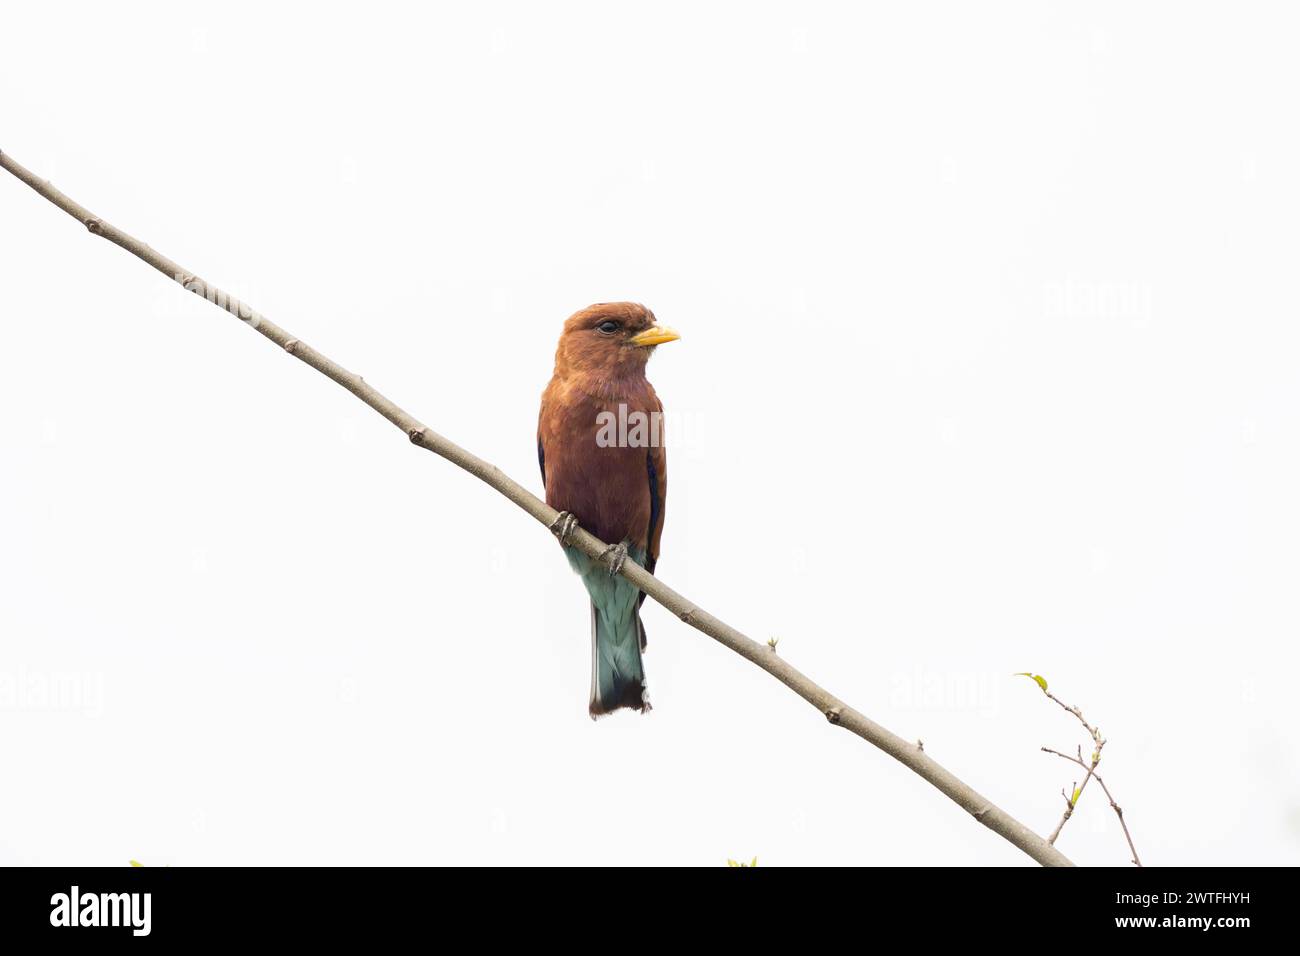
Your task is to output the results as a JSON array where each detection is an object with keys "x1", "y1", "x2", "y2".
[{"x1": 629, "y1": 325, "x2": 681, "y2": 347}]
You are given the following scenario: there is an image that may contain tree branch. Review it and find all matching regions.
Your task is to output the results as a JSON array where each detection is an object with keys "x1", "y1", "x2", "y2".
[{"x1": 1, "y1": 147, "x2": 1074, "y2": 868}]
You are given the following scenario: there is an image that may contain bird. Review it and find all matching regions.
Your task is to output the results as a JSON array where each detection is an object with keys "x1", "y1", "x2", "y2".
[{"x1": 538, "y1": 302, "x2": 679, "y2": 718}]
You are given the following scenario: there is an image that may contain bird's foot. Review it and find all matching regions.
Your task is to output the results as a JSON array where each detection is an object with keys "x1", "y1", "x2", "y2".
[
  {"x1": 600, "y1": 540, "x2": 630, "y2": 577},
  {"x1": 548, "y1": 511, "x2": 578, "y2": 545}
]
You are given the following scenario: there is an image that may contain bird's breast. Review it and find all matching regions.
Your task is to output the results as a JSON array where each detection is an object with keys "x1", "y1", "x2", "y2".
[{"x1": 539, "y1": 379, "x2": 661, "y2": 549}]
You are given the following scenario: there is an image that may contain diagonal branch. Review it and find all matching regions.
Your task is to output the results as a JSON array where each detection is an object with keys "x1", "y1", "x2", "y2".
[{"x1": 0, "y1": 147, "x2": 1073, "y2": 868}]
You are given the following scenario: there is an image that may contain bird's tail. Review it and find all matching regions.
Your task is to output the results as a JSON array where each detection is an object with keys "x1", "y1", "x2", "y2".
[
  {"x1": 589, "y1": 598, "x2": 649, "y2": 717},
  {"x1": 567, "y1": 545, "x2": 651, "y2": 717}
]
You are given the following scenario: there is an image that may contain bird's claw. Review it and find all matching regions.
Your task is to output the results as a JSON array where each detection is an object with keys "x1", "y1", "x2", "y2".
[
  {"x1": 601, "y1": 541, "x2": 630, "y2": 577},
  {"x1": 549, "y1": 511, "x2": 578, "y2": 545}
]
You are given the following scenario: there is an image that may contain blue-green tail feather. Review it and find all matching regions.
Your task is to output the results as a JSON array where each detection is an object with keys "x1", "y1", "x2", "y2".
[{"x1": 565, "y1": 544, "x2": 650, "y2": 716}]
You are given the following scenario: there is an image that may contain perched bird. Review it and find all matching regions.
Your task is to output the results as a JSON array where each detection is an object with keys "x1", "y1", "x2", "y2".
[{"x1": 538, "y1": 303, "x2": 679, "y2": 717}]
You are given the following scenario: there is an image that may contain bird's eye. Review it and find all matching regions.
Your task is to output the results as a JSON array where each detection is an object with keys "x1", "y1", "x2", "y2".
[{"x1": 596, "y1": 320, "x2": 621, "y2": 335}]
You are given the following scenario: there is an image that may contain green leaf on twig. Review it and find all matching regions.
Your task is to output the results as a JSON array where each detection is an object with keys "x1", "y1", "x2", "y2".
[{"x1": 1015, "y1": 672, "x2": 1049, "y2": 692}]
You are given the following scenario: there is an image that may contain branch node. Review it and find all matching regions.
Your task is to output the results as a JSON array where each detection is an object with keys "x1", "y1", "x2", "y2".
[
  {"x1": 825, "y1": 706, "x2": 843, "y2": 725},
  {"x1": 407, "y1": 426, "x2": 427, "y2": 445},
  {"x1": 679, "y1": 607, "x2": 697, "y2": 624},
  {"x1": 84, "y1": 217, "x2": 102, "y2": 234},
  {"x1": 284, "y1": 338, "x2": 300, "y2": 354}
]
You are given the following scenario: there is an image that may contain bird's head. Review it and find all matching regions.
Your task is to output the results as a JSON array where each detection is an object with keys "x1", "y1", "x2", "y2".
[{"x1": 553, "y1": 302, "x2": 680, "y2": 383}]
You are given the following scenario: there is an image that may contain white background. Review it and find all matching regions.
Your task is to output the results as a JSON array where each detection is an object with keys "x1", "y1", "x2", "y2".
[{"x1": 2, "y1": 2, "x2": 1298, "y2": 866}]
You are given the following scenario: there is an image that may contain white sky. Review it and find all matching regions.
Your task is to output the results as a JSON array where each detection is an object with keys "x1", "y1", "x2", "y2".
[{"x1": 2, "y1": 2, "x2": 1298, "y2": 866}]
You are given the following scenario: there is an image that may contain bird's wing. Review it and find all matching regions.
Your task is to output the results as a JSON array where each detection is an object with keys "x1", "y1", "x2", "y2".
[
  {"x1": 537, "y1": 433, "x2": 546, "y2": 487},
  {"x1": 645, "y1": 423, "x2": 667, "y2": 578},
  {"x1": 642, "y1": 390, "x2": 665, "y2": 574},
  {"x1": 636, "y1": 438, "x2": 667, "y2": 620}
]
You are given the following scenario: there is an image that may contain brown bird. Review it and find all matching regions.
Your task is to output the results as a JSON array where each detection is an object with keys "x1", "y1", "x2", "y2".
[{"x1": 538, "y1": 303, "x2": 679, "y2": 717}]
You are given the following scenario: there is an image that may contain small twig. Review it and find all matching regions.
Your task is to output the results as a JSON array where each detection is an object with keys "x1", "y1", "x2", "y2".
[
  {"x1": 1043, "y1": 689, "x2": 1105, "y2": 754},
  {"x1": 1096, "y1": 775, "x2": 1141, "y2": 868},
  {"x1": 1042, "y1": 746, "x2": 1141, "y2": 866},
  {"x1": 1043, "y1": 741, "x2": 1100, "y2": 845}
]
